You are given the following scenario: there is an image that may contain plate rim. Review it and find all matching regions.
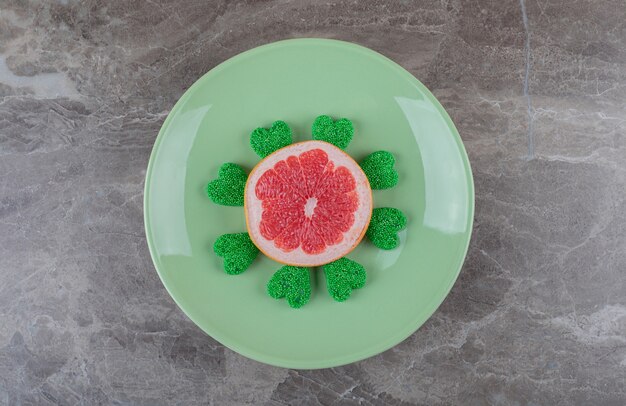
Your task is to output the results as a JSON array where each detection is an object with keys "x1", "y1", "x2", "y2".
[{"x1": 143, "y1": 38, "x2": 475, "y2": 369}]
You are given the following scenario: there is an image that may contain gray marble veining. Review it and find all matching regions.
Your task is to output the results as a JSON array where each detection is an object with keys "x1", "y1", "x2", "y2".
[{"x1": 1, "y1": 1, "x2": 625, "y2": 405}]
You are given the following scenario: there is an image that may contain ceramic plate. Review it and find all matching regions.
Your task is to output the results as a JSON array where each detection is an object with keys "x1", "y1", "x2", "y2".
[{"x1": 144, "y1": 39, "x2": 474, "y2": 369}]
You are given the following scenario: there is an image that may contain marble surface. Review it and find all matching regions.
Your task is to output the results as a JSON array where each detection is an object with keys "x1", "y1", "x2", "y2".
[{"x1": 1, "y1": 0, "x2": 625, "y2": 404}]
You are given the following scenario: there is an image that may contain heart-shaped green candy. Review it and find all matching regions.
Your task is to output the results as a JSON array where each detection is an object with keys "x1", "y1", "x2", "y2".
[
  {"x1": 206, "y1": 163, "x2": 247, "y2": 206},
  {"x1": 323, "y1": 257, "x2": 366, "y2": 302},
  {"x1": 360, "y1": 151, "x2": 398, "y2": 190},
  {"x1": 250, "y1": 120, "x2": 292, "y2": 158},
  {"x1": 366, "y1": 207, "x2": 407, "y2": 250},
  {"x1": 213, "y1": 232, "x2": 259, "y2": 275},
  {"x1": 312, "y1": 115, "x2": 354, "y2": 150},
  {"x1": 267, "y1": 266, "x2": 311, "y2": 308}
]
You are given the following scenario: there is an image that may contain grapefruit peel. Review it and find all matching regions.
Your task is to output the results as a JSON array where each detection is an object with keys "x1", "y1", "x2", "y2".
[
  {"x1": 206, "y1": 116, "x2": 407, "y2": 308},
  {"x1": 245, "y1": 141, "x2": 372, "y2": 267}
]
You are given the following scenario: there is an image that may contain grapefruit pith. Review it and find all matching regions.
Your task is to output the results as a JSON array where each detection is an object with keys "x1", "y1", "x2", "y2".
[{"x1": 245, "y1": 141, "x2": 373, "y2": 267}]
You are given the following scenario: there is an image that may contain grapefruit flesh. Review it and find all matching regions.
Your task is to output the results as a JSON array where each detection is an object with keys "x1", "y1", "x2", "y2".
[{"x1": 245, "y1": 141, "x2": 372, "y2": 267}]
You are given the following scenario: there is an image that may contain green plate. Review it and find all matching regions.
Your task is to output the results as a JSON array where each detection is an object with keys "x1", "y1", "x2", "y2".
[{"x1": 144, "y1": 39, "x2": 474, "y2": 369}]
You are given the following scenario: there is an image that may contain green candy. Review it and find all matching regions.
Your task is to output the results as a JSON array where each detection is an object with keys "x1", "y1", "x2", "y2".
[
  {"x1": 206, "y1": 163, "x2": 247, "y2": 206},
  {"x1": 360, "y1": 151, "x2": 398, "y2": 190},
  {"x1": 267, "y1": 266, "x2": 311, "y2": 308},
  {"x1": 366, "y1": 208, "x2": 407, "y2": 250},
  {"x1": 250, "y1": 120, "x2": 292, "y2": 158},
  {"x1": 213, "y1": 233, "x2": 259, "y2": 275},
  {"x1": 312, "y1": 115, "x2": 353, "y2": 150},
  {"x1": 323, "y1": 257, "x2": 366, "y2": 302}
]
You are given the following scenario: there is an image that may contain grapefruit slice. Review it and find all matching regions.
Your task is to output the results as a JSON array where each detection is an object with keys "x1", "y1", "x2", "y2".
[{"x1": 245, "y1": 140, "x2": 372, "y2": 267}]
